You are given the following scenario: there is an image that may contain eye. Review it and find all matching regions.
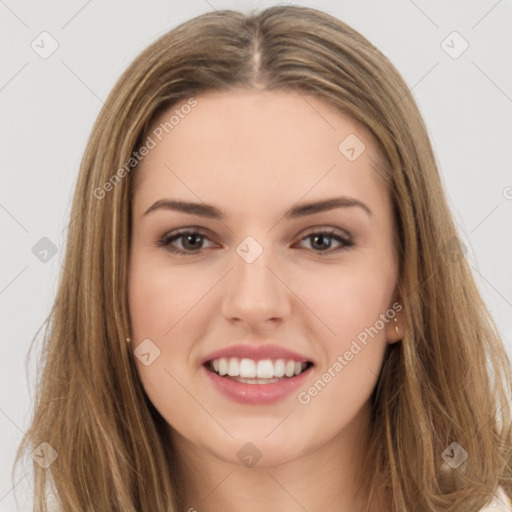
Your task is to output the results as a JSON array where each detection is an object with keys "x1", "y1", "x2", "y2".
[
  {"x1": 156, "y1": 227, "x2": 354, "y2": 255},
  {"x1": 156, "y1": 229, "x2": 215, "y2": 254},
  {"x1": 293, "y1": 228, "x2": 354, "y2": 253}
]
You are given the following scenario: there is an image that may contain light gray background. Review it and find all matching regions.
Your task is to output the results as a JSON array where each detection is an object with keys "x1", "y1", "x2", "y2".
[{"x1": 1, "y1": 1, "x2": 511, "y2": 509}]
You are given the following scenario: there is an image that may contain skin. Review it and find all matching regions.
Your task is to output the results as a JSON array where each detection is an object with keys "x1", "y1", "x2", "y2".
[{"x1": 128, "y1": 88, "x2": 401, "y2": 512}]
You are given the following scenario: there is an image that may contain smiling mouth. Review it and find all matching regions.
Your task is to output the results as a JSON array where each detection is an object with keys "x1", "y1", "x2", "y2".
[{"x1": 205, "y1": 358, "x2": 314, "y2": 384}]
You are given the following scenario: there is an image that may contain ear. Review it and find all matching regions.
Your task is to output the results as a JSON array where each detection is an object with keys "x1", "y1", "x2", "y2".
[
  {"x1": 385, "y1": 295, "x2": 404, "y2": 344},
  {"x1": 385, "y1": 313, "x2": 402, "y2": 344}
]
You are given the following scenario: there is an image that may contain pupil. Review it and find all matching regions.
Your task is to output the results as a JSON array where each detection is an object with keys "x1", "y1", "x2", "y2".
[
  {"x1": 313, "y1": 234, "x2": 330, "y2": 250},
  {"x1": 184, "y1": 234, "x2": 201, "y2": 250}
]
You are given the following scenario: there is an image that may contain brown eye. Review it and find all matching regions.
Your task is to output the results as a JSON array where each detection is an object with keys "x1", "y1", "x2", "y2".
[
  {"x1": 157, "y1": 230, "x2": 214, "y2": 254},
  {"x1": 296, "y1": 229, "x2": 354, "y2": 253},
  {"x1": 156, "y1": 227, "x2": 354, "y2": 256}
]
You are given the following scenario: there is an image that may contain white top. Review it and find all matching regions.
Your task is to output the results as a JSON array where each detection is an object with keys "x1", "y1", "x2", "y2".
[{"x1": 480, "y1": 486, "x2": 511, "y2": 511}]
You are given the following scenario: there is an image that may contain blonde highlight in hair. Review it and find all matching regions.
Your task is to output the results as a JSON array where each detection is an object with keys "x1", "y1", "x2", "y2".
[{"x1": 15, "y1": 5, "x2": 512, "y2": 511}]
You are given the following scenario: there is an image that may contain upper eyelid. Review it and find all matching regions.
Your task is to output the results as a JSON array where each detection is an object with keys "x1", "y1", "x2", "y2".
[
  {"x1": 160, "y1": 226, "x2": 353, "y2": 249},
  {"x1": 161, "y1": 225, "x2": 352, "y2": 241}
]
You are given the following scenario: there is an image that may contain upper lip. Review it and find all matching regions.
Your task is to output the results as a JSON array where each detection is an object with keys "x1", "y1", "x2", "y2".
[{"x1": 201, "y1": 344, "x2": 315, "y2": 366}]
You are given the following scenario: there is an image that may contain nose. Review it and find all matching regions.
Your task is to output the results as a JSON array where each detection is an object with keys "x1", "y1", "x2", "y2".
[{"x1": 221, "y1": 243, "x2": 292, "y2": 330}]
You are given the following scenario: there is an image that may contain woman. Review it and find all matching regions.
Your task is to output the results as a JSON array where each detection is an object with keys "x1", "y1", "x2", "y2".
[{"x1": 15, "y1": 5, "x2": 512, "y2": 511}]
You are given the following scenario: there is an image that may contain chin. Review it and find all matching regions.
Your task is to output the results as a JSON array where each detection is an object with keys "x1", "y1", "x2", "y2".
[{"x1": 214, "y1": 431, "x2": 311, "y2": 468}]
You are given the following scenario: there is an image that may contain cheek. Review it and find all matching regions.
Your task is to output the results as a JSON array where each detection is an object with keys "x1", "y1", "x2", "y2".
[
  {"x1": 294, "y1": 268, "x2": 394, "y2": 427},
  {"x1": 128, "y1": 256, "x2": 213, "y2": 340},
  {"x1": 128, "y1": 255, "x2": 220, "y2": 398},
  {"x1": 127, "y1": 257, "x2": 206, "y2": 424},
  {"x1": 294, "y1": 258, "x2": 396, "y2": 343}
]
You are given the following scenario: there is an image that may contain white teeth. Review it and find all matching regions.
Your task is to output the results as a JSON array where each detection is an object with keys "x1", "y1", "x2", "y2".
[
  {"x1": 285, "y1": 360, "x2": 295, "y2": 377},
  {"x1": 234, "y1": 377, "x2": 281, "y2": 384},
  {"x1": 227, "y1": 358, "x2": 239, "y2": 376},
  {"x1": 209, "y1": 357, "x2": 309, "y2": 379},
  {"x1": 256, "y1": 360, "x2": 274, "y2": 379},
  {"x1": 274, "y1": 359, "x2": 286, "y2": 377},
  {"x1": 239, "y1": 358, "x2": 256, "y2": 378},
  {"x1": 218, "y1": 358, "x2": 228, "y2": 376}
]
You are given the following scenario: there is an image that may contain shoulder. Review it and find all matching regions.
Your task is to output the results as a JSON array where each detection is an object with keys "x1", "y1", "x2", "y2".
[{"x1": 479, "y1": 486, "x2": 511, "y2": 511}]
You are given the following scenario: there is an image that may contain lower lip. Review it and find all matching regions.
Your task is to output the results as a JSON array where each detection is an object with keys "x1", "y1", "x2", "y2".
[{"x1": 202, "y1": 364, "x2": 313, "y2": 405}]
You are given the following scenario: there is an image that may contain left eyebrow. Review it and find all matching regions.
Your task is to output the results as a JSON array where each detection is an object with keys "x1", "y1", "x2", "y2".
[
  {"x1": 143, "y1": 196, "x2": 373, "y2": 219},
  {"x1": 284, "y1": 196, "x2": 372, "y2": 219}
]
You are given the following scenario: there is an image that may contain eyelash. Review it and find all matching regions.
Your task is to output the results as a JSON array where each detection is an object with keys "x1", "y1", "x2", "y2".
[{"x1": 156, "y1": 228, "x2": 354, "y2": 256}]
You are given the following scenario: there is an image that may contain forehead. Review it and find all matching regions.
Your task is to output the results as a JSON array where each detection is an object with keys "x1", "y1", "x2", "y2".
[{"x1": 132, "y1": 88, "x2": 389, "y2": 220}]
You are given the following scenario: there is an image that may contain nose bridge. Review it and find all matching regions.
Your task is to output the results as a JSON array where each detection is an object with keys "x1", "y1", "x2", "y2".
[{"x1": 221, "y1": 234, "x2": 290, "y2": 325}]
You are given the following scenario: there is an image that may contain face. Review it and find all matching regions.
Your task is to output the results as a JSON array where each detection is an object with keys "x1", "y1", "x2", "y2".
[{"x1": 128, "y1": 88, "x2": 401, "y2": 468}]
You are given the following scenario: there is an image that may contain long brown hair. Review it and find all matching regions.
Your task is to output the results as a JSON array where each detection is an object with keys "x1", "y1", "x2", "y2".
[{"x1": 14, "y1": 5, "x2": 512, "y2": 511}]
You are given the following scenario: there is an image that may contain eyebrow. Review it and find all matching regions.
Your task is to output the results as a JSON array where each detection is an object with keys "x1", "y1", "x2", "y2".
[{"x1": 143, "y1": 196, "x2": 372, "y2": 219}]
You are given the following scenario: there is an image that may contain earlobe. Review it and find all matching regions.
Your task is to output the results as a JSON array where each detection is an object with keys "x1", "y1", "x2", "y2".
[
  {"x1": 387, "y1": 291, "x2": 404, "y2": 344},
  {"x1": 391, "y1": 317, "x2": 401, "y2": 343},
  {"x1": 386, "y1": 313, "x2": 403, "y2": 344}
]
